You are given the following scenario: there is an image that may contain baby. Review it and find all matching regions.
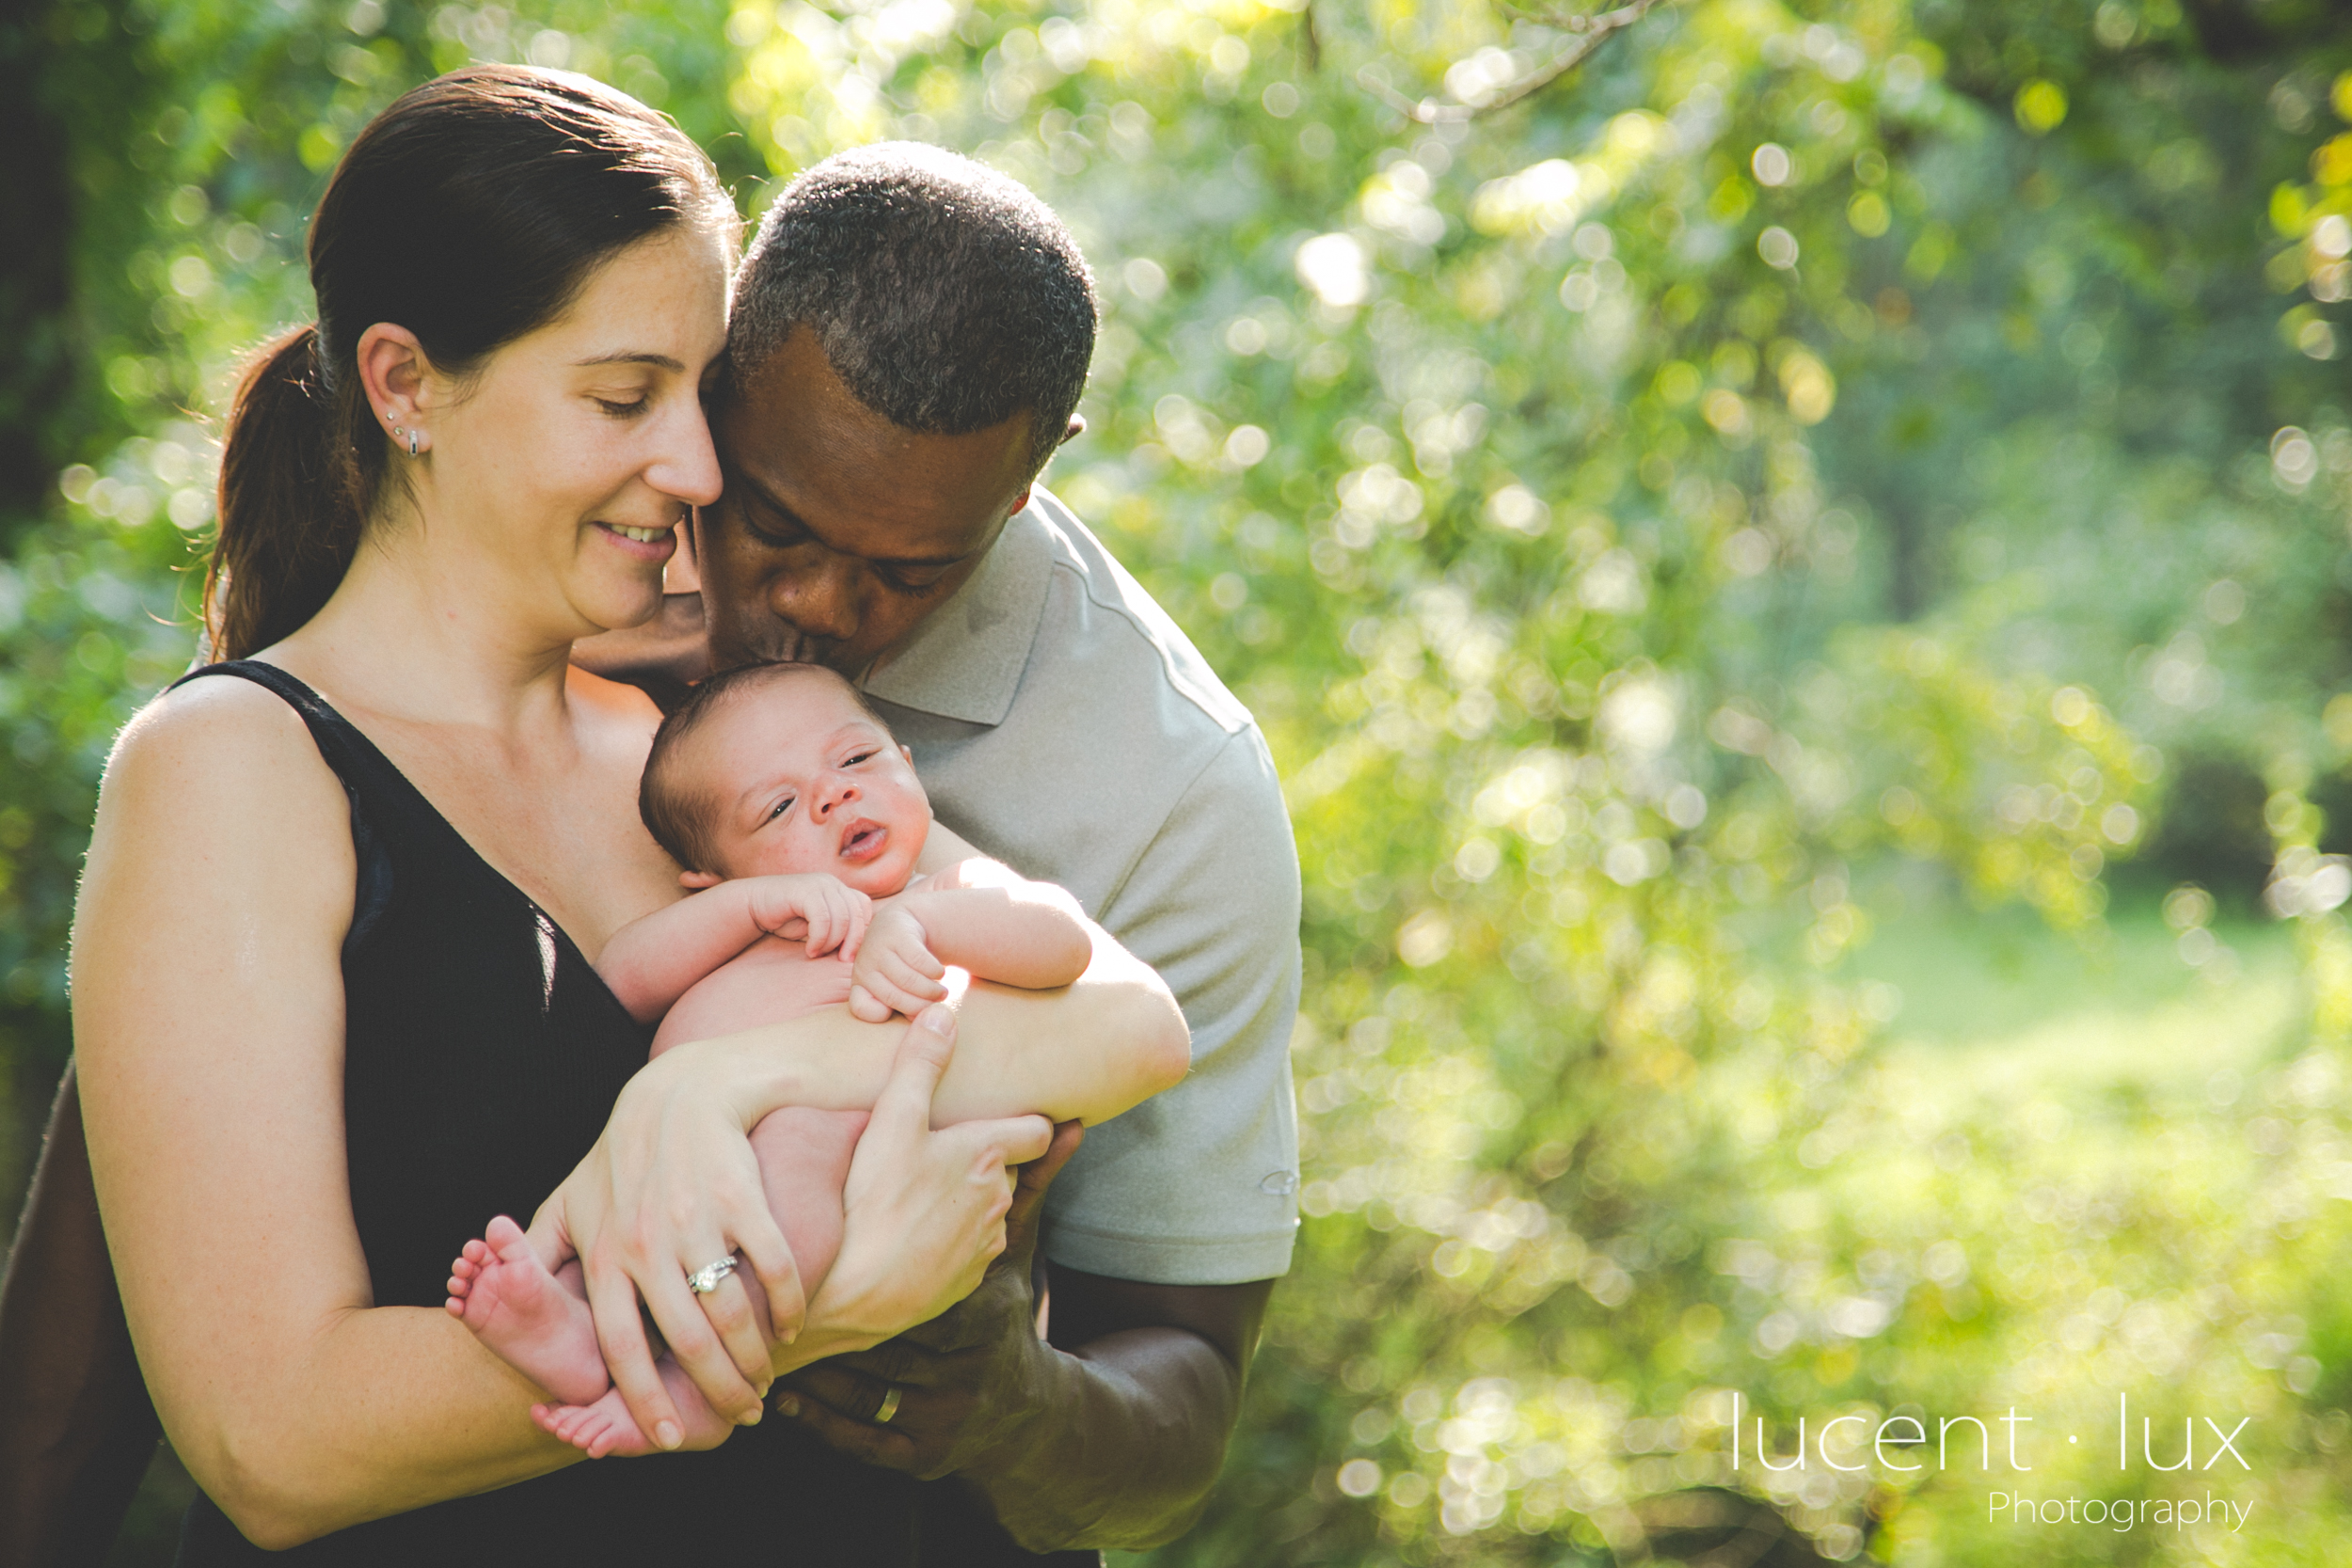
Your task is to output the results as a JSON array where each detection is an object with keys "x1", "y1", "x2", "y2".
[{"x1": 444, "y1": 660, "x2": 1183, "y2": 1457}]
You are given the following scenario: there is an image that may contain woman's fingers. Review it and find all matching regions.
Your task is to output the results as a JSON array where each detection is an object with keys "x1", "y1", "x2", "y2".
[
  {"x1": 725, "y1": 1192, "x2": 805, "y2": 1348},
  {"x1": 942, "y1": 1112, "x2": 1056, "y2": 1173},
  {"x1": 631, "y1": 1246, "x2": 766, "y2": 1429},
  {"x1": 582, "y1": 1248, "x2": 687, "y2": 1452}
]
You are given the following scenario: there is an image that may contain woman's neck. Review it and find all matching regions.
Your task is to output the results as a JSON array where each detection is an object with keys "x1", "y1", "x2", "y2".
[{"x1": 266, "y1": 519, "x2": 590, "y2": 738}]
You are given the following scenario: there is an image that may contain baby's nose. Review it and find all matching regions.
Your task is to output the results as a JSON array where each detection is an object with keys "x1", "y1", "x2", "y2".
[{"x1": 814, "y1": 776, "x2": 860, "y2": 816}]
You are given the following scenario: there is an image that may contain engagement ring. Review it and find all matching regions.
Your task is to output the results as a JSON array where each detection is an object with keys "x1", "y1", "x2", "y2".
[
  {"x1": 874, "y1": 1386, "x2": 902, "y2": 1425},
  {"x1": 686, "y1": 1253, "x2": 739, "y2": 1294}
]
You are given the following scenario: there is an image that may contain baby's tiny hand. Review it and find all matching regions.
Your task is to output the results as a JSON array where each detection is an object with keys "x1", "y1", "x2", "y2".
[
  {"x1": 848, "y1": 906, "x2": 949, "y2": 1021},
  {"x1": 755, "y1": 874, "x2": 873, "y2": 960}
]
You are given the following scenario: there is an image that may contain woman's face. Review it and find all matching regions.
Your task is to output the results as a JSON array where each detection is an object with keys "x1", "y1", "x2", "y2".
[{"x1": 408, "y1": 227, "x2": 730, "y2": 642}]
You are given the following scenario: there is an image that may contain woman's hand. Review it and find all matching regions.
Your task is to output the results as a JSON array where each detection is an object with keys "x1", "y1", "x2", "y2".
[
  {"x1": 526, "y1": 1040, "x2": 805, "y2": 1450},
  {"x1": 792, "y1": 1006, "x2": 1055, "y2": 1360}
]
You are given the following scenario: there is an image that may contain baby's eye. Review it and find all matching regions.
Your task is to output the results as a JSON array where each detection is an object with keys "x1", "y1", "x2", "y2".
[
  {"x1": 844, "y1": 749, "x2": 877, "y2": 766},
  {"x1": 766, "y1": 795, "x2": 796, "y2": 823}
]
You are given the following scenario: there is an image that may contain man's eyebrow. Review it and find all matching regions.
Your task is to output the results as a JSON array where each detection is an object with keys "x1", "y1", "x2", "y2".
[
  {"x1": 726, "y1": 467, "x2": 983, "y2": 570},
  {"x1": 573, "y1": 351, "x2": 687, "y2": 371}
]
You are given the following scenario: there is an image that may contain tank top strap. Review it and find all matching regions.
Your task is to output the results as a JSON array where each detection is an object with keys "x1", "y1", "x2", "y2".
[
  {"x1": 169, "y1": 658, "x2": 423, "y2": 958},
  {"x1": 169, "y1": 658, "x2": 414, "y2": 801}
]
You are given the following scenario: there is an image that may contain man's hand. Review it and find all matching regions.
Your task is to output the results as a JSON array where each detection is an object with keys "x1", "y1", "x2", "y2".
[
  {"x1": 847, "y1": 906, "x2": 952, "y2": 1022},
  {"x1": 774, "y1": 1115, "x2": 1273, "y2": 1553},
  {"x1": 774, "y1": 1119, "x2": 1083, "y2": 1476}
]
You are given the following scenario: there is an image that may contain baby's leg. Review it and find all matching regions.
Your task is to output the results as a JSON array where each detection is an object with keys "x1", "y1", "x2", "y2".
[
  {"x1": 446, "y1": 1215, "x2": 610, "y2": 1406},
  {"x1": 749, "y1": 1105, "x2": 866, "y2": 1297}
]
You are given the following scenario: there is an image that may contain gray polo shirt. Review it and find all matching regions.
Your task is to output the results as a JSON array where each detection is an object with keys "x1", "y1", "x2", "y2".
[{"x1": 859, "y1": 489, "x2": 1300, "y2": 1286}]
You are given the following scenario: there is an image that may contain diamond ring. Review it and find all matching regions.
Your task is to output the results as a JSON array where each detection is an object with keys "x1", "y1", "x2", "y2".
[{"x1": 686, "y1": 1254, "x2": 739, "y2": 1294}]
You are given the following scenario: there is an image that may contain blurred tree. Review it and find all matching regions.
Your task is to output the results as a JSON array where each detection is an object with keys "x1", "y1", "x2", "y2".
[{"x1": 11, "y1": 3, "x2": 2352, "y2": 1565}]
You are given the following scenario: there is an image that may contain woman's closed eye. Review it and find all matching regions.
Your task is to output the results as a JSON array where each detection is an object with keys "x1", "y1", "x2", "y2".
[{"x1": 595, "y1": 395, "x2": 651, "y2": 418}]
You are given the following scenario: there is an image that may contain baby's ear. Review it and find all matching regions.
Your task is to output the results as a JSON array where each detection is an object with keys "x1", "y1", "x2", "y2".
[
  {"x1": 899, "y1": 744, "x2": 914, "y2": 766},
  {"x1": 678, "y1": 870, "x2": 723, "y2": 890}
]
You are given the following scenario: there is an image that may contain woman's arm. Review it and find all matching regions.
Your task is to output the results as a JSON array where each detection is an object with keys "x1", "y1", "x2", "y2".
[
  {"x1": 73, "y1": 680, "x2": 586, "y2": 1549},
  {"x1": 529, "y1": 917, "x2": 1190, "y2": 1454}
]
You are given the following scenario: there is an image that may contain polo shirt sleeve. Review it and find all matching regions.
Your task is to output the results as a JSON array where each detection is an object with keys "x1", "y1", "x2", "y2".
[{"x1": 1036, "y1": 723, "x2": 1302, "y2": 1286}]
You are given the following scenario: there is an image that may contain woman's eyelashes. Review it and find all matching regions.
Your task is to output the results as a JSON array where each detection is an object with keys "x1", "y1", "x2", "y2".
[{"x1": 594, "y1": 395, "x2": 650, "y2": 418}]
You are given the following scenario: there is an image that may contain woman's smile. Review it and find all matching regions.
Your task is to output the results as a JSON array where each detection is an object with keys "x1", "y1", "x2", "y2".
[{"x1": 593, "y1": 519, "x2": 680, "y2": 563}]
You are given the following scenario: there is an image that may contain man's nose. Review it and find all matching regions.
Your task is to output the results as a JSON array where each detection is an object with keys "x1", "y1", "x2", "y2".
[{"x1": 770, "y1": 553, "x2": 860, "y2": 641}]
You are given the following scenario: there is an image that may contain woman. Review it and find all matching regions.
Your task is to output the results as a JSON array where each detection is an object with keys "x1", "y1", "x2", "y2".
[{"x1": 58, "y1": 65, "x2": 1179, "y2": 1560}]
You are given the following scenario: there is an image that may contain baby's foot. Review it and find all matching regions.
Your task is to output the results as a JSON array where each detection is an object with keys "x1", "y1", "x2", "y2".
[
  {"x1": 531, "y1": 1355, "x2": 737, "y2": 1459},
  {"x1": 446, "y1": 1215, "x2": 610, "y2": 1406}
]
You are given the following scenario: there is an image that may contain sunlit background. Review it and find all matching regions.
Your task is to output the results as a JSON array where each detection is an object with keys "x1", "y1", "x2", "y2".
[{"x1": 8, "y1": 1, "x2": 2352, "y2": 1561}]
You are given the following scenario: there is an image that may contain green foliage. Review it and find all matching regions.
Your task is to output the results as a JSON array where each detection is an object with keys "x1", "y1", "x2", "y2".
[{"x1": 14, "y1": 2, "x2": 2352, "y2": 1563}]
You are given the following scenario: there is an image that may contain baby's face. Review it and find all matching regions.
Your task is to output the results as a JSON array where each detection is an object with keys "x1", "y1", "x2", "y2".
[{"x1": 682, "y1": 673, "x2": 930, "y2": 896}]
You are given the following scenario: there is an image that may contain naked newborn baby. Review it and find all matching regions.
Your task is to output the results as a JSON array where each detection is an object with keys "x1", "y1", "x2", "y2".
[{"x1": 443, "y1": 660, "x2": 1186, "y2": 1457}]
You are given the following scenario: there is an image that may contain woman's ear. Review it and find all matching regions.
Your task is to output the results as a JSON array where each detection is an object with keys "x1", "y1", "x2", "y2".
[
  {"x1": 678, "y1": 870, "x2": 723, "y2": 890},
  {"x1": 355, "y1": 322, "x2": 435, "y2": 453}
]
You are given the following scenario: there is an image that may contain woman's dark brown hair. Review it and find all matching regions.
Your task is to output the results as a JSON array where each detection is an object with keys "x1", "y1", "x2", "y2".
[{"x1": 207, "y1": 66, "x2": 735, "y2": 659}]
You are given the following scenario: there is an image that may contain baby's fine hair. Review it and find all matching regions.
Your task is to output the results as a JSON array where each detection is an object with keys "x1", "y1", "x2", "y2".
[{"x1": 640, "y1": 661, "x2": 896, "y2": 874}]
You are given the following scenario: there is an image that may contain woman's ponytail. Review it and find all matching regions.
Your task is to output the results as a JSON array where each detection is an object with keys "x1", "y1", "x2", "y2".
[
  {"x1": 207, "y1": 325, "x2": 365, "y2": 660},
  {"x1": 198, "y1": 65, "x2": 734, "y2": 660}
]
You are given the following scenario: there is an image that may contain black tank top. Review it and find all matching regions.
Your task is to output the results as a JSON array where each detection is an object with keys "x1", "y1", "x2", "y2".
[{"x1": 165, "y1": 661, "x2": 1007, "y2": 1566}]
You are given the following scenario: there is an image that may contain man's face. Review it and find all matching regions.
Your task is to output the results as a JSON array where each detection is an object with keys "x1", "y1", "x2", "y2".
[{"x1": 700, "y1": 325, "x2": 1037, "y2": 675}]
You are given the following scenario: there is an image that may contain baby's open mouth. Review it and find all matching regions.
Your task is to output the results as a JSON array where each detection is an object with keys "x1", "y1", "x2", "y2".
[{"x1": 839, "y1": 820, "x2": 888, "y2": 862}]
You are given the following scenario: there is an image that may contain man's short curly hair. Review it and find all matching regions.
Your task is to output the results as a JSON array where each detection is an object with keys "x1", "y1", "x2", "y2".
[{"x1": 727, "y1": 142, "x2": 1098, "y2": 475}]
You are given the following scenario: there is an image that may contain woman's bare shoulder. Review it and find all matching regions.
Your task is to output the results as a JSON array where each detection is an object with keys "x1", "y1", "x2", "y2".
[{"x1": 99, "y1": 670, "x2": 350, "y2": 847}]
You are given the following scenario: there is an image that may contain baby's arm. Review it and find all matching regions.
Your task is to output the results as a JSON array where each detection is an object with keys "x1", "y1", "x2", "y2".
[
  {"x1": 597, "y1": 875, "x2": 872, "y2": 1023},
  {"x1": 849, "y1": 861, "x2": 1092, "y2": 1022}
]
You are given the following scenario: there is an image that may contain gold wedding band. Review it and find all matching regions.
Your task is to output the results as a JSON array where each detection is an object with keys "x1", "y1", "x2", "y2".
[{"x1": 874, "y1": 1386, "x2": 902, "y2": 1425}]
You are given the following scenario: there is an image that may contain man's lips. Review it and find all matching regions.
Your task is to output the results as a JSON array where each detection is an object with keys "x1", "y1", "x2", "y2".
[
  {"x1": 745, "y1": 625, "x2": 833, "y2": 667},
  {"x1": 838, "y1": 819, "x2": 889, "y2": 863}
]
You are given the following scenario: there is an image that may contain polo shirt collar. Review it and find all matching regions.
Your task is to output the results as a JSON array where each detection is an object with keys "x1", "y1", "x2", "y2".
[{"x1": 858, "y1": 502, "x2": 1053, "y2": 728}]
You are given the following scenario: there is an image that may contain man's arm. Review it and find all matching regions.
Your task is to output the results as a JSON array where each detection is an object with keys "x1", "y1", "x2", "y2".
[{"x1": 776, "y1": 1133, "x2": 1274, "y2": 1550}]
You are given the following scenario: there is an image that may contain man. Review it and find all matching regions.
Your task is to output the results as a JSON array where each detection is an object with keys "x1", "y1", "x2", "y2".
[{"x1": 580, "y1": 144, "x2": 1302, "y2": 1557}]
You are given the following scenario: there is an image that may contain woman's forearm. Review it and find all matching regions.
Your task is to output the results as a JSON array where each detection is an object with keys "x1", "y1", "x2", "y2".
[
  {"x1": 691, "y1": 930, "x2": 1189, "y2": 1131},
  {"x1": 177, "y1": 1307, "x2": 580, "y2": 1548}
]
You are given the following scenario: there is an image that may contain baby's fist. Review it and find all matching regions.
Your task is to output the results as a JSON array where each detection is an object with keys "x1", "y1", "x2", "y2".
[{"x1": 847, "y1": 907, "x2": 949, "y2": 1021}]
